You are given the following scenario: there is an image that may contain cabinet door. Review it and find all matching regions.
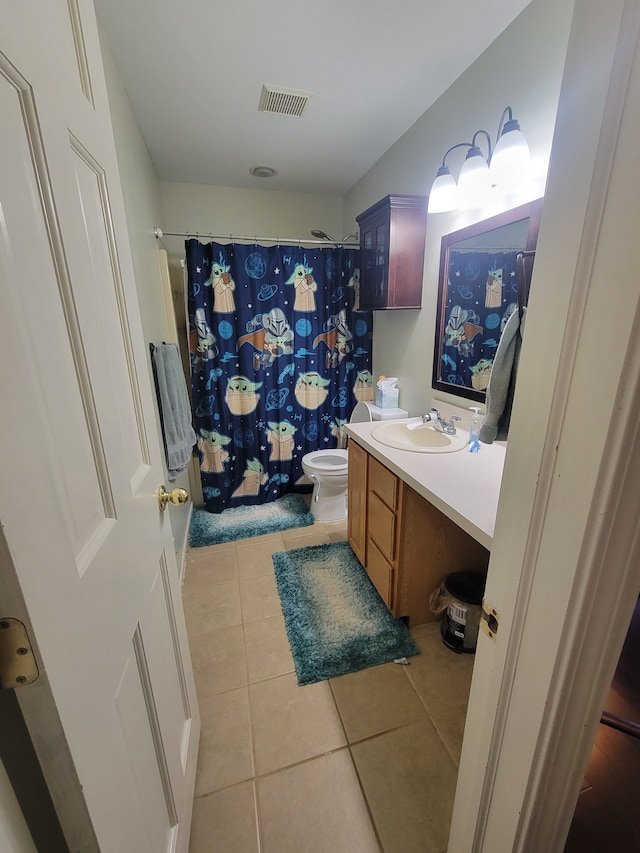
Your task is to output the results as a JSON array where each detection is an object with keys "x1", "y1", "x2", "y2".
[
  {"x1": 367, "y1": 491, "x2": 396, "y2": 563},
  {"x1": 359, "y1": 213, "x2": 389, "y2": 310},
  {"x1": 366, "y1": 539, "x2": 394, "y2": 609},
  {"x1": 386, "y1": 204, "x2": 427, "y2": 309},
  {"x1": 396, "y1": 486, "x2": 490, "y2": 626},
  {"x1": 356, "y1": 195, "x2": 427, "y2": 310},
  {"x1": 347, "y1": 439, "x2": 368, "y2": 565},
  {"x1": 369, "y1": 455, "x2": 399, "y2": 511}
]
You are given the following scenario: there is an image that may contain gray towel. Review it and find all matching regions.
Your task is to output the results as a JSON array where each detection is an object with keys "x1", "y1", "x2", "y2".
[
  {"x1": 479, "y1": 308, "x2": 525, "y2": 444},
  {"x1": 152, "y1": 343, "x2": 196, "y2": 479}
]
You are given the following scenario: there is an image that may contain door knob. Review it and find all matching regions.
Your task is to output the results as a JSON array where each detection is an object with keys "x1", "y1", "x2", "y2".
[{"x1": 157, "y1": 485, "x2": 189, "y2": 512}]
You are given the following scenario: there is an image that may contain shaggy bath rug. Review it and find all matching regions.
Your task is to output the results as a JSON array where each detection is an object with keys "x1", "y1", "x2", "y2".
[
  {"x1": 189, "y1": 494, "x2": 314, "y2": 547},
  {"x1": 273, "y1": 540, "x2": 419, "y2": 685}
]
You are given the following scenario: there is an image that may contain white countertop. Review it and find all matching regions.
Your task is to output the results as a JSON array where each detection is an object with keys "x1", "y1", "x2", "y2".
[{"x1": 345, "y1": 420, "x2": 506, "y2": 550}]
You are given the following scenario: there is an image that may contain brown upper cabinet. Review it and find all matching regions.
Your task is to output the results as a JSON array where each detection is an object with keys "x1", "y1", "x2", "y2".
[{"x1": 356, "y1": 194, "x2": 427, "y2": 310}]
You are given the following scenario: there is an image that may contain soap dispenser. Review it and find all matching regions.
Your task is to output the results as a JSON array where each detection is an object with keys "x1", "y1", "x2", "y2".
[{"x1": 468, "y1": 407, "x2": 481, "y2": 452}]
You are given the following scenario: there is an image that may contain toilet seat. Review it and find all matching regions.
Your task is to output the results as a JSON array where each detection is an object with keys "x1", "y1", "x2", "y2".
[
  {"x1": 301, "y1": 449, "x2": 348, "y2": 475},
  {"x1": 301, "y1": 448, "x2": 349, "y2": 522}
]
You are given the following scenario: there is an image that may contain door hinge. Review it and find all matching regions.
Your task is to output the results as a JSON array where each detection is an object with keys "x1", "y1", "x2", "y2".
[
  {"x1": 480, "y1": 602, "x2": 499, "y2": 642},
  {"x1": 0, "y1": 618, "x2": 39, "y2": 688}
]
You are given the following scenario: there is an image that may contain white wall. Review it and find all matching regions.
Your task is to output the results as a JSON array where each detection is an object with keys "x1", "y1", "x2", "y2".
[
  {"x1": 99, "y1": 30, "x2": 193, "y2": 556},
  {"x1": 343, "y1": 0, "x2": 575, "y2": 419},
  {"x1": 159, "y1": 181, "x2": 344, "y2": 270}
]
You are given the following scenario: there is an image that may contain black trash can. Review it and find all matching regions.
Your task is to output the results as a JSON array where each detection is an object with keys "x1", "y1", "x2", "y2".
[{"x1": 440, "y1": 571, "x2": 486, "y2": 654}]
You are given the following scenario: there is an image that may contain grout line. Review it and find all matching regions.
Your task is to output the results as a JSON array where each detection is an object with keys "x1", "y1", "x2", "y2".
[
  {"x1": 400, "y1": 646, "x2": 469, "y2": 770},
  {"x1": 253, "y1": 744, "x2": 356, "y2": 783},
  {"x1": 235, "y1": 540, "x2": 257, "y2": 786},
  {"x1": 243, "y1": 535, "x2": 282, "y2": 852},
  {"x1": 335, "y1": 716, "x2": 434, "y2": 749},
  {"x1": 328, "y1": 679, "x2": 385, "y2": 852},
  {"x1": 250, "y1": 780, "x2": 264, "y2": 853},
  {"x1": 346, "y1": 750, "x2": 385, "y2": 853}
]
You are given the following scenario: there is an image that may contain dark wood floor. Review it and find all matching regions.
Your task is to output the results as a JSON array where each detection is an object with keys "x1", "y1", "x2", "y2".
[{"x1": 564, "y1": 598, "x2": 640, "y2": 852}]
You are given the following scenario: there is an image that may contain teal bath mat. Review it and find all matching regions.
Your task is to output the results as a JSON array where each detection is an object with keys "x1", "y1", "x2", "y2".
[
  {"x1": 273, "y1": 540, "x2": 419, "y2": 685},
  {"x1": 190, "y1": 494, "x2": 314, "y2": 547}
]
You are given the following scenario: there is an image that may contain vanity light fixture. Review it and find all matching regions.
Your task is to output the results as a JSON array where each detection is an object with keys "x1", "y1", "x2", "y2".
[{"x1": 427, "y1": 107, "x2": 530, "y2": 213}]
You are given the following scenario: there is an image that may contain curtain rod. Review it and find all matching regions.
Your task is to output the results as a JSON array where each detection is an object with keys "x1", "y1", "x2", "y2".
[{"x1": 154, "y1": 227, "x2": 359, "y2": 248}]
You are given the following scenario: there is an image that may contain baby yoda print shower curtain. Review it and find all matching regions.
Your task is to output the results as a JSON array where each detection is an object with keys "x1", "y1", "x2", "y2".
[{"x1": 186, "y1": 239, "x2": 373, "y2": 513}]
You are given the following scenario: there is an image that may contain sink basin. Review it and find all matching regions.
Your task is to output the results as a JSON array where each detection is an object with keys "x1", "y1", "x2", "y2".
[{"x1": 371, "y1": 421, "x2": 468, "y2": 454}]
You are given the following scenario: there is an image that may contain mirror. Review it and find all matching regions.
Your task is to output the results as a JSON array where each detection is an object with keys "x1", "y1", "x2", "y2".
[{"x1": 432, "y1": 199, "x2": 543, "y2": 402}]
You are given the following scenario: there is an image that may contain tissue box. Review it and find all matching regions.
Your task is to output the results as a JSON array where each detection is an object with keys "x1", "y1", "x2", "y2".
[{"x1": 376, "y1": 388, "x2": 400, "y2": 408}]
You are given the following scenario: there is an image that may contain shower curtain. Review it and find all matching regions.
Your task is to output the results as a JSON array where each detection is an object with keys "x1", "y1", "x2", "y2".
[{"x1": 186, "y1": 239, "x2": 373, "y2": 513}]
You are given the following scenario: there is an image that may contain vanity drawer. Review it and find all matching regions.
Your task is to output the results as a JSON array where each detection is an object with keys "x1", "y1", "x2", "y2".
[
  {"x1": 366, "y1": 539, "x2": 394, "y2": 608},
  {"x1": 367, "y1": 491, "x2": 396, "y2": 562},
  {"x1": 369, "y1": 456, "x2": 399, "y2": 510}
]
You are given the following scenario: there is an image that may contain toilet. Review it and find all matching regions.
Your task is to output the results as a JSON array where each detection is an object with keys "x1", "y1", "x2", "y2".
[{"x1": 301, "y1": 402, "x2": 408, "y2": 522}]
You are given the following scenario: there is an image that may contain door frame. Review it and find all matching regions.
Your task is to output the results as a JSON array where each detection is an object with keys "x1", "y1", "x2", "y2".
[{"x1": 449, "y1": 0, "x2": 640, "y2": 849}]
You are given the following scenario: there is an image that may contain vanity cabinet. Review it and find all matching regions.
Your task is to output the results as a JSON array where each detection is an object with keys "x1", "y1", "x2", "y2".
[
  {"x1": 347, "y1": 441, "x2": 490, "y2": 626},
  {"x1": 347, "y1": 439, "x2": 368, "y2": 566},
  {"x1": 355, "y1": 194, "x2": 427, "y2": 310}
]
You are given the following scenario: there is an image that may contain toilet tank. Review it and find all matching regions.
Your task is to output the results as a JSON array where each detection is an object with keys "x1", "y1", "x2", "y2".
[{"x1": 350, "y1": 402, "x2": 408, "y2": 423}]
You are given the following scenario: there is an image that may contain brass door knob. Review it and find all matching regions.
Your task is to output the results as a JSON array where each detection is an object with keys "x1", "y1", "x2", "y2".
[{"x1": 157, "y1": 485, "x2": 189, "y2": 512}]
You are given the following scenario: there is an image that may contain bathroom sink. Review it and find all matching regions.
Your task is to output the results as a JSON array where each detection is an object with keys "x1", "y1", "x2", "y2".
[{"x1": 371, "y1": 421, "x2": 468, "y2": 454}]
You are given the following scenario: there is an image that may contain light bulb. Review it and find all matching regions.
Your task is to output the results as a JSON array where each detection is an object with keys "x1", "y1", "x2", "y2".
[
  {"x1": 428, "y1": 166, "x2": 459, "y2": 213},
  {"x1": 490, "y1": 119, "x2": 530, "y2": 188},
  {"x1": 458, "y1": 146, "x2": 491, "y2": 207}
]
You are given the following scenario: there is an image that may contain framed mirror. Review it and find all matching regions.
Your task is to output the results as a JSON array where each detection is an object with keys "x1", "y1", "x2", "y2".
[{"x1": 432, "y1": 198, "x2": 543, "y2": 402}]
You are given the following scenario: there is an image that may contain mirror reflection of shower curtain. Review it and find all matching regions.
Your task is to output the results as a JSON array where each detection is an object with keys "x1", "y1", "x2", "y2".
[
  {"x1": 185, "y1": 240, "x2": 373, "y2": 513},
  {"x1": 443, "y1": 249, "x2": 520, "y2": 392}
]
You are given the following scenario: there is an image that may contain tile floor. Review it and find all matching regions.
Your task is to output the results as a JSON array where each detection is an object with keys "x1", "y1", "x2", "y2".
[{"x1": 183, "y1": 514, "x2": 475, "y2": 853}]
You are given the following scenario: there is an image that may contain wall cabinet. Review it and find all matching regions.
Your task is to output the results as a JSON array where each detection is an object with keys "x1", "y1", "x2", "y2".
[
  {"x1": 347, "y1": 441, "x2": 490, "y2": 627},
  {"x1": 355, "y1": 194, "x2": 427, "y2": 310}
]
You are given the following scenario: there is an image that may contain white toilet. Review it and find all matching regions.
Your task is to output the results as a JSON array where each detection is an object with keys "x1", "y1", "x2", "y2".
[{"x1": 301, "y1": 402, "x2": 408, "y2": 522}]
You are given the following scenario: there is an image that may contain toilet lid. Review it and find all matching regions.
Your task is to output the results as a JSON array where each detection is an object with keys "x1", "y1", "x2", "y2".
[{"x1": 350, "y1": 401, "x2": 373, "y2": 423}]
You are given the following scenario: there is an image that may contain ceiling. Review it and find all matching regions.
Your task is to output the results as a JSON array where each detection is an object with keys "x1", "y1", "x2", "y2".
[{"x1": 94, "y1": 0, "x2": 532, "y2": 196}]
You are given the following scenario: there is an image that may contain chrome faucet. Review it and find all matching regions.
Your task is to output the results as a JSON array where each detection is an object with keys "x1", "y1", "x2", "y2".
[{"x1": 421, "y1": 408, "x2": 461, "y2": 435}]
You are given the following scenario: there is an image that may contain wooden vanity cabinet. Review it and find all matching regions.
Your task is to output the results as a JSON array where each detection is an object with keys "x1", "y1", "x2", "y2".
[
  {"x1": 347, "y1": 439, "x2": 368, "y2": 566},
  {"x1": 355, "y1": 194, "x2": 427, "y2": 310},
  {"x1": 347, "y1": 441, "x2": 490, "y2": 627},
  {"x1": 365, "y1": 457, "x2": 399, "y2": 604}
]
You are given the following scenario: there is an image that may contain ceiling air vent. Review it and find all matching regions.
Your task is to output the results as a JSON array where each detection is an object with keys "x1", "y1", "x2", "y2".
[{"x1": 258, "y1": 84, "x2": 312, "y2": 118}]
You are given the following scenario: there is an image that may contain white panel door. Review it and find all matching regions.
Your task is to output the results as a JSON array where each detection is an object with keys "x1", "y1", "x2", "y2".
[{"x1": 0, "y1": 2, "x2": 199, "y2": 851}]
